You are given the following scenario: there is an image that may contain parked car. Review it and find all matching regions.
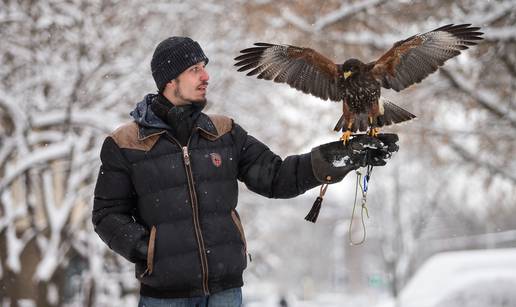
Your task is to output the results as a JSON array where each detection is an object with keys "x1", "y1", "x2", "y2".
[{"x1": 378, "y1": 248, "x2": 516, "y2": 307}]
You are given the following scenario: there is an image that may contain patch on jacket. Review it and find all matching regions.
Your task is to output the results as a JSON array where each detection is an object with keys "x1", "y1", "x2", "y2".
[
  {"x1": 110, "y1": 122, "x2": 163, "y2": 151},
  {"x1": 210, "y1": 153, "x2": 222, "y2": 167}
]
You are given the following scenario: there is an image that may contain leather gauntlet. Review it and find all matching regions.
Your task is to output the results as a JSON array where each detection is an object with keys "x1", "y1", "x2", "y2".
[{"x1": 311, "y1": 133, "x2": 399, "y2": 184}]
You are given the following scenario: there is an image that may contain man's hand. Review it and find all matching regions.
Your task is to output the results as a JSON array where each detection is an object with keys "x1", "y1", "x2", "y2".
[
  {"x1": 135, "y1": 240, "x2": 148, "y2": 261},
  {"x1": 311, "y1": 133, "x2": 399, "y2": 183}
]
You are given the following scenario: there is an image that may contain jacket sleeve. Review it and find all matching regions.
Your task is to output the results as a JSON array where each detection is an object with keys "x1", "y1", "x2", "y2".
[
  {"x1": 92, "y1": 137, "x2": 148, "y2": 263},
  {"x1": 232, "y1": 123, "x2": 321, "y2": 198}
]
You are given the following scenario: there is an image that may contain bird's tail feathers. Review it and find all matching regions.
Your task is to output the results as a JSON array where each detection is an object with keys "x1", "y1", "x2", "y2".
[
  {"x1": 333, "y1": 113, "x2": 369, "y2": 132},
  {"x1": 378, "y1": 98, "x2": 416, "y2": 128},
  {"x1": 333, "y1": 98, "x2": 416, "y2": 133},
  {"x1": 333, "y1": 114, "x2": 346, "y2": 132}
]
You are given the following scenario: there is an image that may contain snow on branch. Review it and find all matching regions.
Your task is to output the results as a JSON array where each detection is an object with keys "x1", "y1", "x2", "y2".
[
  {"x1": 281, "y1": 9, "x2": 312, "y2": 32},
  {"x1": 35, "y1": 171, "x2": 70, "y2": 282},
  {"x1": 0, "y1": 191, "x2": 27, "y2": 232},
  {"x1": 484, "y1": 26, "x2": 516, "y2": 42},
  {"x1": 30, "y1": 109, "x2": 123, "y2": 133},
  {"x1": 472, "y1": 0, "x2": 515, "y2": 25},
  {"x1": 324, "y1": 30, "x2": 395, "y2": 49},
  {"x1": 441, "y1": 68, "x2": 516, "y2": 129},
  {"x1": 0, "y1": 138, "x2": 15, "y2": 168},
  {"x1": 282, "y1": 0, "x2": 386, "y2": 32},
  {"x1": 0, "y1": 140, "x2": 73, "y2": 194},
  {"x1": 312, "y1": 0, "x2": 386, "y2": 31},
  {"x1": 448, "y1": 139, "x2": 516, "y2": 184},
  {"x1": 0, "y1": 94, "x2": 30, "y2": 148},
  {"x1": 0, "y1": 192, "x2": 33, "y2": 273},
  {"x1": 0, "y1": 94, "x2": 28, "y2": 128}
]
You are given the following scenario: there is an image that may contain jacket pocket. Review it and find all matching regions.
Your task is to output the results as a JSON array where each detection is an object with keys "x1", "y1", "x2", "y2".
[
  {"x1": 140, "y1": 225, "x2": 157, "y2": 278},
  {"x1": 230, "y1": 209, "x2": 247, "y2": 254}
]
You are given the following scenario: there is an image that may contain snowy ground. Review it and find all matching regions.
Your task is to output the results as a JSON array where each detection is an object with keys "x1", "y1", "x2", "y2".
[
  {"x1": 53, "y1": 248, "x2": 516, "y2": 307},
  {"x1": 242, "y1": 248, "x2": 516, "y2": 307},
  {"x1": 244, "y1": 292, "x2": 389, "y2": 307}
]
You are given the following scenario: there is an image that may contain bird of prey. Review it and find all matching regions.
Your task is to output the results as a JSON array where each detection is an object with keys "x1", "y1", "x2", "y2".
[{"x1": 234, "y1": 24, "x2": 483, "y2": 143}]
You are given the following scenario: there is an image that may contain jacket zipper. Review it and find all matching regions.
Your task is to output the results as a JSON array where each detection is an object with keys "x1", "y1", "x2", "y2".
[{"x1": 179, "y1": 140, "x2": 210, "y2": 296}]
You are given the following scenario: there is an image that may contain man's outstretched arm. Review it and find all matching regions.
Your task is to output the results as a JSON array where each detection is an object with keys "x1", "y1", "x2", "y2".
[{"x1": 233, "y1": 123, "x2": 398, "y2": 199}]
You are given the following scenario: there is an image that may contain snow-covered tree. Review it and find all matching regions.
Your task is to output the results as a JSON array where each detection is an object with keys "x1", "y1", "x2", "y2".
[{"x1": 1, "y1": 0, "x2": 515, "y2": 305}]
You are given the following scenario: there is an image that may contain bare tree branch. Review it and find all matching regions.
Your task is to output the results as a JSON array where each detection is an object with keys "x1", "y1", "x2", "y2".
[
  {"x1": 282, "y1": 0, "x2": 387, "y2": 32},
  {"x1": 0, "y1": 141, "x2": 73, "y2": 194},
  {"x1": 448, "y1": 139, "x2": 516, "y2": 184},
  {"x1": 441, "y1": 68, "x2": 516, "y2": 129}
]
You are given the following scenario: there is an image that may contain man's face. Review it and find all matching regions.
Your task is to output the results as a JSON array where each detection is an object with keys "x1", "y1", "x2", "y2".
[{"x1": 168, "y1": 62, "x2": 209, "y2": 106}]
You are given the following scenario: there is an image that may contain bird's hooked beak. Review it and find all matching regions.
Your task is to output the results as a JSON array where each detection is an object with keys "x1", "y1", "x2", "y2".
[{"x1": 343, "y1": 71, "x2": 353, "y2": 80}]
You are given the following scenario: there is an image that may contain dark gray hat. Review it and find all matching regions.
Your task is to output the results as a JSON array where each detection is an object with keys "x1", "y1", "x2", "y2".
[{"x1": 151, "y1": 37, "x2": 209, "y2": 92}]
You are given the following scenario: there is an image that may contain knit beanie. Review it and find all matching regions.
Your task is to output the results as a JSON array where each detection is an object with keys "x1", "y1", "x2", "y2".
[{"x1": 151, "y1": 37, "x2": 209, "y2": 92}]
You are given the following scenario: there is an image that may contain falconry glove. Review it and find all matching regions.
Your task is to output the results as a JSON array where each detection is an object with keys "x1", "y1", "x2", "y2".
[
  {"x1": 311, "y1": 133, "x2": 399, "y2": 184},
  {"x1": 306, "y1": 133, "x2": 398, "y2": 223}
]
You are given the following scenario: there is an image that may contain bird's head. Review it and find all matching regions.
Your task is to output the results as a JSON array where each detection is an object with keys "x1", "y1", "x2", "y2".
[{"x1": 341, "y1": 59, "x2": 363, "y2": 80}]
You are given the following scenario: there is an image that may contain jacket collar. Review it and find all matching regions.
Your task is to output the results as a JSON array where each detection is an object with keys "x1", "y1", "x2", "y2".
[
  {"x1": 137, "y1": 112, "x2": 219, "y2": 141},
  {"x1": 131, "y1": 94, "x2": 217, "y2": 141}
]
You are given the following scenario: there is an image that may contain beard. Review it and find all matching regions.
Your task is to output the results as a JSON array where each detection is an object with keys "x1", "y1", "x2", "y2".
[
  {"x1": 174, "y1": 89, "x2": 207, "y2": 111},
  {"x1": 174, "y1": 80, "x2": 208, "y2": 107}
]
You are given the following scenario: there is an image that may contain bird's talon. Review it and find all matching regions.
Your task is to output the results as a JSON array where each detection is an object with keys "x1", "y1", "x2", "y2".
[
  {"x1": 368, "y1": 128, "x2": 380, "y2": 137},
  {"x1": 341, "y1": 130, "x2": 352, "y2": 144}
]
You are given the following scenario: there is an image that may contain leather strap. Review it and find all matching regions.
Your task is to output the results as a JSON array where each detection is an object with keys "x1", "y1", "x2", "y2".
[{"x1": 146, "y1": 226, "x2": 157, "y2": 275}]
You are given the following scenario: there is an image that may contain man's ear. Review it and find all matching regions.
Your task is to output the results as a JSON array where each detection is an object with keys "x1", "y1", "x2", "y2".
[{"x1": 164, "y1": 80, "x2": 176, "y2": 91}]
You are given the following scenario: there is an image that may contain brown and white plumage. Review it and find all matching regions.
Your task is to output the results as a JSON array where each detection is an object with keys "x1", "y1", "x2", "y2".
[
  {"x1": 234, "y1": 24, "x2": 483, "y2": 139},
  {"x1": 235, "y1": 43, "x2": 341, "y2": 101},
  {"x1": 371, "y1": 24, "x2": 483, "y2": 91}
]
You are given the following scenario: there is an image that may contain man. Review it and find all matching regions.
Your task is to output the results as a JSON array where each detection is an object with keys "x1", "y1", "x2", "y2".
[{"x1": 92, "y1": 37, "x2": 398, "y2": 307}]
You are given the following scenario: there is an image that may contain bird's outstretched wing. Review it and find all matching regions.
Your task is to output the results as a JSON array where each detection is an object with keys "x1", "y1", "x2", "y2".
[
  {"x1": 371, "y1": 24, "x2": 483, "y2": 91},
  {"x1": 234, "y1": 43, "x2": 342, "y2": 101}
]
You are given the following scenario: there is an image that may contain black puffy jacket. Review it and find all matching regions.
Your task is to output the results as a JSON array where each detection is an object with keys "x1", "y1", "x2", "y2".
[{"x1": 92, "y1": 95, "x2": 321, "y2": 298}]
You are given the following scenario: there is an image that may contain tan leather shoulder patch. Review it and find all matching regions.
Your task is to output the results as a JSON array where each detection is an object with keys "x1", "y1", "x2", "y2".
[
  {"x1": 208, "y1": 114, "x2": 233, "y2": 136},
  {"x1": 110, "y1": 122, "x2": 161, "y2": 151},
  {"x1": 199, "y1": 114, "x2": 234, "y2": 141}
]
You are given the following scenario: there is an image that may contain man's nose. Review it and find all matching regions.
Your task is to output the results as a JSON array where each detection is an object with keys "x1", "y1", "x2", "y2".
[{"x1": 200, "y1": 69, "x2": 209, "y2": 81}]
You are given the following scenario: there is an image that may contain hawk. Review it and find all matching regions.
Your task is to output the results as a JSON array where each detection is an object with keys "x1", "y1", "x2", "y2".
[{"x1": 234, "y1": 24, "x2": 483, "y2": 142}]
